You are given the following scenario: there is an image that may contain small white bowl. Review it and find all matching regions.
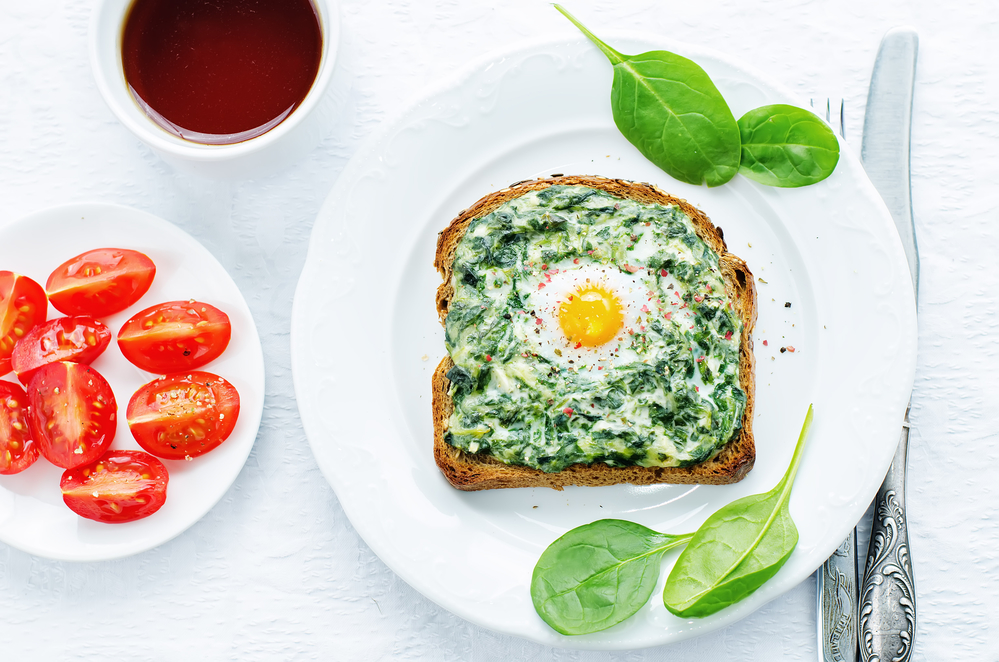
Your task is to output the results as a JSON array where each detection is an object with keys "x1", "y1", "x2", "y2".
[{"x1": 89, "y1": 0, "x2": 340, "y2": 180}]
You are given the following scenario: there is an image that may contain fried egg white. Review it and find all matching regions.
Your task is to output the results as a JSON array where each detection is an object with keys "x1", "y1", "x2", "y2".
[{"x1": 512, "y1": 261, "x2": 695, "y2": 371}]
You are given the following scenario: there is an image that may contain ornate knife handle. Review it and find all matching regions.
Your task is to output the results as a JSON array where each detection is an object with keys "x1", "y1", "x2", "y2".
[{"x1": 859, "y1": 412, "x2": 916, "y2": 662}]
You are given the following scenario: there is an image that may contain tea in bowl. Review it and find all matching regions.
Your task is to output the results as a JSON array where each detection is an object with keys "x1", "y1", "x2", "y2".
[{"x1": 90, "y1": 0, "x2": 339, "y2": 179}]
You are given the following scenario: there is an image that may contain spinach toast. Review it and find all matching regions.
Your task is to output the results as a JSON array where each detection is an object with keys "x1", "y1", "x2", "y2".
[{"x1": 433, "y1": 175, "x2": 756, "y2": 490}]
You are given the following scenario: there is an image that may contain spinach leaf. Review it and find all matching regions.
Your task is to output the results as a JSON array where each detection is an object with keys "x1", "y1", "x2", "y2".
[
  {"x1": 737, "y1": 105, "x2": 840, "y2": 187},
  {"x1": 555, "y1": 5, "x2": 741, "y2": 187},
  {"x1": 662, "y1": 405, "x2": 814, "y2": 617},
  {"x1": 532, "y1": 519, "x2": 692, "y2": 635}
]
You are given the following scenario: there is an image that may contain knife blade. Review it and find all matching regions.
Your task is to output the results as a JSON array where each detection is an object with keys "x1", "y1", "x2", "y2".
[{"x1": 857, "y1": 27, "x2": 919, "y2": 662}]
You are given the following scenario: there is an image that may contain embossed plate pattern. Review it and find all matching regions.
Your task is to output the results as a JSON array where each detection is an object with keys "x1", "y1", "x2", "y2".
[
  {"x1": 0, "y1": 204, "x2": 265, "y2": 562},
  {"x1": 291, "y1": 35, "x2": 916, "y2": 650}
]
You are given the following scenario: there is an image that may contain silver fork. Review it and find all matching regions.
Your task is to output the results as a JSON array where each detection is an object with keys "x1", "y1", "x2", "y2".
[{"x1": 813, "y1": 98, "x2": 861, "y2": 662}]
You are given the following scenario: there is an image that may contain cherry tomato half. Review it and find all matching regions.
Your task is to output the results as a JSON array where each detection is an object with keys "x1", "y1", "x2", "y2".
[
  {"x1": 11, "y1": 316, "x2": 112, "y2": 384},
  {"x1": 28, "y1": 362, "x2": 117, "y2": 469},
  {"x1": 61, "y1": 449, "x2": 168, "y2": 523},
  {"x1": 118, "y1": 300, "x2": 231, "y2": 373},
  {"x1": 0, "y1": 380, "x2": 39, "y2": 475},
  {"x1": 46, "y1": 248, "x2": 156, "y2": 317},
  {"x1": 127, "y1": 371, "x2": 239, "y2": 459},
  {"x1": 0, "y1": 271, "x2": 48, "y2": 376}
]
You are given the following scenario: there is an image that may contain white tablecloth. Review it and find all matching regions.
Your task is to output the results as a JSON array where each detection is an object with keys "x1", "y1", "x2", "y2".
[{"x1": 1, "y1": 1, "x2": 995, "y2": 659}]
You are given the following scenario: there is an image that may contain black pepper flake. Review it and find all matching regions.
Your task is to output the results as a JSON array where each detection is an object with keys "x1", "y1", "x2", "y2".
[
  {"x1": 784, "y1": 301, "x2": 791, "y2": 308},
  {"x1": 503, "y1": 313, "x2": 512, "y2": 319},
  {"x1": 780, "y1": 346, "x2": 787, "y2": 353}
]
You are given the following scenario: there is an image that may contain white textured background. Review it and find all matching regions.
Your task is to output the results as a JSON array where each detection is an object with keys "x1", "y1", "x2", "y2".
[{"x1": 1, "y1": 0, "x2": 997, "y2": 659}]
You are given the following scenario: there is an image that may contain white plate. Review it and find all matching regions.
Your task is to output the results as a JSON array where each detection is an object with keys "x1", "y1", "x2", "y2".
[
  {"x1": 0, "y1": 203, "x2": 265, "y2": 561},
  {"x1": 291, "y1": 35, "x2": 916, "y2": 650}
]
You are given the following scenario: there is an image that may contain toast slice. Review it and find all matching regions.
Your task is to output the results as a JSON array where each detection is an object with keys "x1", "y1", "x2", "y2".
[{"x1": 433, "y1": 175, "x2": 756, "y2": 491}]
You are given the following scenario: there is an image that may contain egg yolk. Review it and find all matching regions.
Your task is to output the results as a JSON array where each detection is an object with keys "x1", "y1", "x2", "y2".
[{"x1": 558, "y1": 284, "x2": 624, "y2": 347}]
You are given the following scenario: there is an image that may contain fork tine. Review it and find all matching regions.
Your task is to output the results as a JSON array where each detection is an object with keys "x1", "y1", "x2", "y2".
[{"x1": 812, "y1": 97, "x2": 845, "y2": 138}]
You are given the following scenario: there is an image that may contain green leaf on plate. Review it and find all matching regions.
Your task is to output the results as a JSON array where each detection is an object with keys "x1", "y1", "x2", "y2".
[
  {"x1": 663, "y1": 404, "x2": 814, "y2": 618},
  {"x1": 737, "y1": 104, "x2": 840, "y2": 187},
  {"x1": 555, "y1": 5, "x2": 742, "y2": 187},
  {"x1": 531, "y1": 519, "x2": 692, "y2": 635}
]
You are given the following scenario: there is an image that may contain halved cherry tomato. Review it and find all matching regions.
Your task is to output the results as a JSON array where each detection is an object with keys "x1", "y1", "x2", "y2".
[
  {"x1": 127, "y1": 371, "x2": 239, "y2": 459},
  {"x1": 11, "y1": 316, "x2": 112, "y2": 384},
  {"x1": 28, "y1": 362, "x2": 117, "y2": 469},
  {"x1": 0, "y1": 380, "x2": 39, "y2": 475},
  {"x1": 118, "y1": 301, "x2": 231, "y2": 373},
  {"x1": 61, "y1": 449, "x2": 168, "y2": 523},
  {"x1": 46, "y1": 248, "x2": 155, "y2": 317},
  {"x1": 0, "y1": 271, "x2": 48, "y2": 376}
]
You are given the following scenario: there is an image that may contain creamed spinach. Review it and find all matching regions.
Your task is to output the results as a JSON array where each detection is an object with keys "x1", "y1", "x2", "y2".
[{"x1": 444, "y1": 185, "x2": 746, "y2": 473}]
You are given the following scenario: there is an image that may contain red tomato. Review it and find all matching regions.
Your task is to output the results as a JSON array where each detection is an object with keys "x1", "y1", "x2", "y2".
[
  {"x1": 11, "y1": 316, "x2": 112, "y2": 384},
  {"x1": 0, "y1": 380, "x2": 39, "y2": 475},
  {"x1": 118, "y1": 300, "x2": 231, "y2": 373},
  {"x1": 46, "y1": 248, "x2": 156, "y2": 317},
  {"x1": 0, "y1": 271, "x2": 48, "y2": 376},
  {"x1": 28, "y1": 362, "x2": 117, "y2": 469},
  {"x1": 61, "y1": 449, "x2": 168, "y2": 523},
  {"x1": 127, "y1": 371, "x2": 239, "y2": 459}
]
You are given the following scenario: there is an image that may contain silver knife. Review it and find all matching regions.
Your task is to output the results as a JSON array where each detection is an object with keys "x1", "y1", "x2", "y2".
[{"x1": 858, "y1": 27, "x2": 919, "y2": 662}]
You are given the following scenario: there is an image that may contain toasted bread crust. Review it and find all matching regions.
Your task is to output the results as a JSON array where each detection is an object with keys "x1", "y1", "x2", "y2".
[{"x1": 433, "y1": 176, "x2": 756, "y2": 491}]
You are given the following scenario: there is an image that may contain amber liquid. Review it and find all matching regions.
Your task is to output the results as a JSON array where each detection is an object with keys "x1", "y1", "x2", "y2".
[{"x1": 122, "y1": 0, "x2": 323, "y2": 145}]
